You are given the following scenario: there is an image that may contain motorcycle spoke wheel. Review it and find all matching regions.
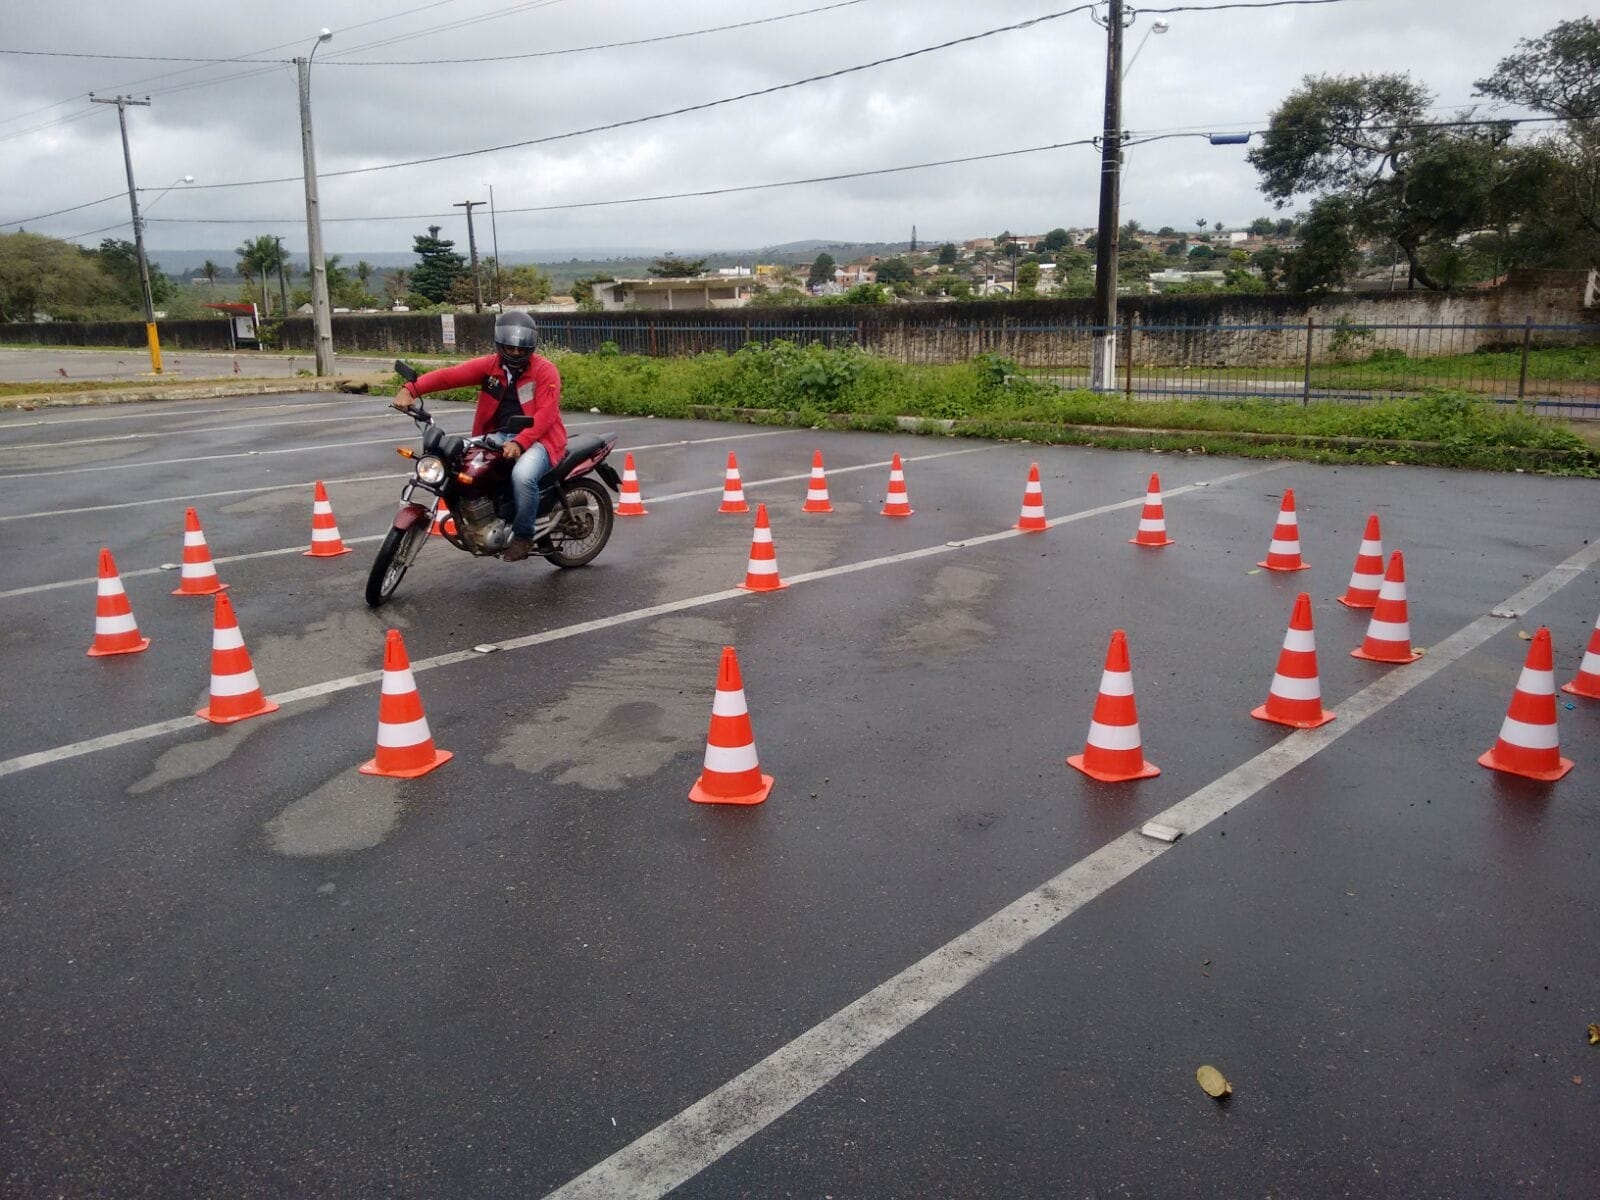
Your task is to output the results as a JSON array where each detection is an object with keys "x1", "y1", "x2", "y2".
[
  {"x1": 544, "y1": 479, "x2": 614, "y2": 569},
  {"x1": 364, "y1": 520, "x2": 429, "y2": 607}
]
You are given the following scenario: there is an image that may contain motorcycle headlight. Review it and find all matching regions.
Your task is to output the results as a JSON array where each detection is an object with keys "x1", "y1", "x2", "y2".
[{"x1": 416, "y1": 456, "x2": 447, "y2": 485}]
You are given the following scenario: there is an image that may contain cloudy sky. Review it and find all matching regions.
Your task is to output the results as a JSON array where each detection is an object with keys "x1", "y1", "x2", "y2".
[{"x1": 0, "y1": 0, "x2": 1591, "y2": 261}]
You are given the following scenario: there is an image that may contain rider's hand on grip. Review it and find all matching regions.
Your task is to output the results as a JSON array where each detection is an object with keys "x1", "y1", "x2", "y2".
[{"x1": 503, "y1": 441, "x2": 522, "y2": 461}]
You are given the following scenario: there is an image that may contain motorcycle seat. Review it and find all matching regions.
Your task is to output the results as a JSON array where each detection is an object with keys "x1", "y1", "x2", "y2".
[{"x1": 539, "y1": 434, "x2": 614, "y2": 486}]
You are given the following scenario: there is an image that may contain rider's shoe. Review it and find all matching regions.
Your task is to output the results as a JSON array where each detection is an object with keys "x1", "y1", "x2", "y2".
[{"x1": 502, "y1": 536, "x2": 533, "y2": 563}]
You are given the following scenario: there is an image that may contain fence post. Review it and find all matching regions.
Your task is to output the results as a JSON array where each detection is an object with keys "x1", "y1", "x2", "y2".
[
  {"x1": 1516, "y1": 315, "x2": 1532, "y2": 412},
  {"x1": 1124, "y1": 312, "x2": 1135, "y2": 402},
  {"x1": 1302, "y1": 318, "x2": 1315, "y2": 407},
  {"x1": 648, "y1": 319, "x2": 657, "y2": 358}
]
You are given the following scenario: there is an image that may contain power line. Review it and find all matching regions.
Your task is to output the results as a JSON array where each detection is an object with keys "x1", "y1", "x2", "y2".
[
  {"x1": 0, "y1": 48, "x2": 287, "y2": 63},
  {"x1": 0, "y1": 191, "x2": 128, "y2": 229},
  {"x1": 323, "y1": 0, "x2": 574, "y2": 60},
  {"x1": 178, "y1": 5, "x2": 1101, "y2": 192},
  {"x1": 1136, "y1": 0, "x2": 1355, "y2": 11}
]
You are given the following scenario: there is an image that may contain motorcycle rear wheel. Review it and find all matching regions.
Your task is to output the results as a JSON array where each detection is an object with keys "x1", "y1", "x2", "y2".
[
  {"x1": 365, "y1": 520, "x2": 430, "y2": 607},
  {"x1": 543, "y1": 478, "x2": 614, "y2": 568}
]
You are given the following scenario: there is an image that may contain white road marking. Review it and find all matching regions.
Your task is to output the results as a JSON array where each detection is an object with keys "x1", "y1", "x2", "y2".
[
  {"x1": 541, "y1": 535, "x2": 1600, "y2": 1200},
  {"x1": 0, "y1": 462, "x2": 1287, "y2": 778},
  {"x1": 0, "y1": 397, "x2": 373, "y2": 429},
  {"x1": 0, "y1": 410, "x2": 413, "y2": 451}
]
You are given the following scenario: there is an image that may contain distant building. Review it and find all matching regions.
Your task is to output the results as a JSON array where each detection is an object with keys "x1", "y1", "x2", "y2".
[{"x1": 591, "y1": 276, "x2": 754, "y2": 310}]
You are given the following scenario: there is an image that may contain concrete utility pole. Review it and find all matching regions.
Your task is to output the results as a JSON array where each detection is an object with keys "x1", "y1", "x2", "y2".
[
  {"x1": 1089, "y1": 0, "x2": 1126, "y2": 391},
  {"x1": 296, "y1": 30, "x2": 336, "y2": 376},
  {"x1": 455, "y1": 200, "x2": 485, "y2": 313},
  {"x1": 91, "y1": 94, "x2": 162, "y2": 374},
  {"x1": 485, "y1": 184, "x2": 503, "y2": 311},
  {"x1": 272, "y1": 235, "x2": 289, "y2": 318}
]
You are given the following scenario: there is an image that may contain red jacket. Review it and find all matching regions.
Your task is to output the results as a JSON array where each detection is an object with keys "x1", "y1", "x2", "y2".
[{"x1": 410, "y1": 352, "x2": 566, "y2": 465}]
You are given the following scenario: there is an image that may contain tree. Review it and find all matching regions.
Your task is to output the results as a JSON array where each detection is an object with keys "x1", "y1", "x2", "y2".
[
  {"x1": 1282, "y1": 196, "x2": 1360, "y2": 291},
  {"x1": 1015, "y1": 261, "x2": 1041, "y2": 296},
  {"x1": 235, "y1": 235, "x2": 284, "y2": 313},
  {"x1": 937, "y1": 242, "x2": 959, "y2": 265},
  {"x1": 1041, "y1": 228, "x2": 1071, "y2": 252},
  {"x1": 646, "y1": 255, "x2": 706, "y2": 277},
  {"x1": 1475, "y1": 17, "x2": 1600, "y2": 120},
  {"x1": 1249, "y1": 217, "x2": 1277, "y2": 236},
  {"x1": 807, "y1": 252, "x2": 836, "y2": 287},
  {"x1": 92, "y1": 238, "x2": 172, "y2": 311},
  {"x1": 200, "y1": 259, "x2": 219, "y2": 288},
  {"x1": 410, "y1": 225, "x2": 467, "y2": 302},
  {"x1": 874, "y1": 256, "x2": 914, "y2": 285},
  {"x1": 1157, "y1": 225, "x2": 1176, "y2": 237},
  {"x1": 1187, "y1": 244, "x2": 1216, "y2": 262},
  {"x1": 1275, "y1": 217, "x2": 1299, "y2": 237},
  {"x1": 1163, "y1": 241, "x2": 1185, "y2": 258},
  {"x1": 385, "y1": 268, "x2": 411, "y2": 305},
  {"x1": 490, "y1": 261, "x2": 552, "y2": 304},
  {"x1": 1121, "y1": 219, "x2": 1143, "y2": 238},
  {"x1": 0, "y1": 232, "x2": 109, "y2": 321}
]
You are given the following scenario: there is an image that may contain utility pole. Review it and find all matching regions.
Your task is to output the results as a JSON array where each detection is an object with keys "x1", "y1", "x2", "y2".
[
  {"x1": 90, "y1": 94, "x2": 162, "y2": 374},
  {"x1": 486, "y1": 184, "x2": 503, "y2": 311},
  {"x1": 1089, "y1": 0, "x2": 1126, "y2": 391},
  {"x1": 455, "y1": 200, "x2": 484, "y2": 313},
  {"x1": 296, "y1": 31, "x2": 336, "y2": 376},
  {"x1": 272, "y1": 235, "x2": 289, "y2": 318}
]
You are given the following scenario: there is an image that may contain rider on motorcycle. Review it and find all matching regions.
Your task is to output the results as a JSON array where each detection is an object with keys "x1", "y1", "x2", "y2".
[{"x1": 394, "y1": 311, "x2": 567, "y2": 562}]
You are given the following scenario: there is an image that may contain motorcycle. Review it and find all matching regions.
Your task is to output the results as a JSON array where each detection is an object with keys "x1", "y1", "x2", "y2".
[{"x1": 365, "y1": 360, "x2": 621, "y2": 608}]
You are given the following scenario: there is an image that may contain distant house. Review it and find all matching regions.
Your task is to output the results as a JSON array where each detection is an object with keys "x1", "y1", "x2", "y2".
[
  {"x1": 835, "y1": 264, "x2": 877, "y2": 285},
  {"x1": 591, "y1": 276, "x2": 754, "y2": 311}
]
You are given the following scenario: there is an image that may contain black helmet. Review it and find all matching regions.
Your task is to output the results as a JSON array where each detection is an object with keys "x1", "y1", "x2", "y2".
[{"x1": 493, "y1": 310, "x2": 537, "y2": 368}]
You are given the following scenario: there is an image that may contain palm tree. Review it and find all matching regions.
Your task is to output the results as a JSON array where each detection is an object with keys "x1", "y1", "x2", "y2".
[
  {"x1": 235, "y1": 235, "x2": 282, "y2": 314},
  {"x1": 386, "y1": 268, "x2": 410, "y2": 305},
  {"x1": 200, "y1": 259, "x2": 219, "y2": 289}
]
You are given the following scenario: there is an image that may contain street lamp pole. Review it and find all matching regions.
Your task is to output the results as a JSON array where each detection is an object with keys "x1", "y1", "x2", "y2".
[
  {"x1": 272, "y1": 235, "x2": 289, "y2": 317},
  {"x1": 454, "y1": 200, "x2": 484, "y2": 313},
  {"x1": 485, "y1": 184, "x2": 503, "y2": 311},
  {"x1": 1089, "y1": 0, "x2": 1127, "y2": 391},
  {"x1": 296, "y1": 29, "x2": 336, "y2": 376},
  {"x1": 90, "y1": 94, "x2": 163, "y2": 374}
]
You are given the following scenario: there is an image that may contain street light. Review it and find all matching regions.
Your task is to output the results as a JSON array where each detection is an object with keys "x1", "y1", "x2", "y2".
[
  {"x1": 483, "y1": 182, "x2": 503, "y2": 311},
  {"x1": 1123, "y1": 17, "x2": 1168, "y2": 79},
  {"x1": 296, "y1": 28, "x2": 336, "y2": 376}
]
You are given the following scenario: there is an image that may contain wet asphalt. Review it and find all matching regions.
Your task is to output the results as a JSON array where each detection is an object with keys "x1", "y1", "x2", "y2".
[{"x1": 1, "y1": 393, "x2": 1597, "y2": 1198}]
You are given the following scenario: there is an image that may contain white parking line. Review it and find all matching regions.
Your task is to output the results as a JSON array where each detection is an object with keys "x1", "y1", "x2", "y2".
[
  {"x1": 540, "y1": 536, "x2": 1600, "y2": 1200},
  {"x1": 0, "y1": 397, "x2": 371, "y2": 429},
  {"x1": 0, "y1": 462, "x2": 1285, "y2": 779},
  {"x1": 0, "y1": 410, "x2": 412, "y2": 451}
]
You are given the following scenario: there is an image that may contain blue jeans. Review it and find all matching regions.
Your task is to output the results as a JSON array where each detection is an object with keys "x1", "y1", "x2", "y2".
[{"x1": 509, "y1": 442, "x2": 552, "y2": 540}]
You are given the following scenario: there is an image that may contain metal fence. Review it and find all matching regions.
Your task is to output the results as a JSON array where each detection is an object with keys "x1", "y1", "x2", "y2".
[{"x1": 533, "y1": 316, "x2": 1600, "y2": 418}]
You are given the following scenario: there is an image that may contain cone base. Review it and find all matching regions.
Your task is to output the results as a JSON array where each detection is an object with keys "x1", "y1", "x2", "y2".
[
  {"x1": 1066, "y1": 753, "x2": 1160, "y2": 783},
  {"x1": 360, "y1": 747, "x2": 454, "y2": 779},
  {"x1": 719, "y1": 502, "x2": 750, "y2": 514},
  {"x1": 173, "y1": 580, "x2": 228, "y2": 596},
  {"x1": 802, "y1": 502, "x2": 834, "y2": 514},
  {"x1": 1130, "y1": 535, "x2": 1174, "y2": 547},
  {"x1": 196, "y1": 697, "x2": 279, "y2": 725},
  {"x1": 690, "y1": 773, "x2": 774, "y2": 806},
  {"x1": 616, "y1": 505, "x2": 649, "y2": 516},
  {"x1": 1336, "y1": 593, "x2": 1378, "y2": 609},
  {"x1": 1257, "y1": 560, "x2": 1310, "y2": 572},
  {"x1": 882, "y1": 507, "x2": 914, "y2": 518},
  {"x1": 737, "y1": 578, "x2": 788, "y2": 592},
  {"x1": 1477, "y1": 749, "x2": 1574, "y2": 782},
  {"x1": 1017, "y1": 519, "x2": 1047, "y2": 533},
  {"x1": 88, "y1": 636, "x2": 151, "y2": 658},
  {"x1": 1560, "y1": 678, "x2": 1600, "y2": 700},
  {"x1": 1251, "y1": 702, "x2": 1336, "y2": 729},
  {"x1": 1351, "y1": 646, "x2": 1425, "y2": 664},
  {"x1": 303, "y1": 545, "x2": 354, "y2": 557}
]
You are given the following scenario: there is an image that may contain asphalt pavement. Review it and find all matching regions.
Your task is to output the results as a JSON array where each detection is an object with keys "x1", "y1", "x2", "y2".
[
  {"x1": 1, "y1": 392, "x2": 1597, "y2": 1198},
  {"x1": 0, "y1": 346, "x2": 394, "y2": 383}
]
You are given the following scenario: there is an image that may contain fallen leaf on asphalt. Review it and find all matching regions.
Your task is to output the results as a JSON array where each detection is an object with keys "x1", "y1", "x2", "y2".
[
  {"x1": 1588, "y1": 1023, "x2": 1599, "y2": 1045},
  {"x1": 1196, "y1": 1065, "x2": 1232, "y2": 1099},
  {"x1": 1518, "y1": 630, "x2": 1532, "y2": 640},
  {"x1": 1574, "y1": 1076, "x2": 1583, "y2": 1086}
]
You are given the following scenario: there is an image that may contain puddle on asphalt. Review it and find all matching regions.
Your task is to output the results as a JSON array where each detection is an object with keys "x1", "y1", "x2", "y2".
[
  {"x1": 486, "y1": 614, "x2": 730, "y2": 790},
  {"x1": 884, "y1": 563, "x2": 997, "y2": 661},
  {"x1": 265, "y1": 772, "x2": 403, "y2": 857}
]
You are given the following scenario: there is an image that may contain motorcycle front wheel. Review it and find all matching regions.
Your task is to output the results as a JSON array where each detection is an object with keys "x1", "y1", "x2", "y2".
[
  {"x1": 542, "y1": 478, "x2": 614, "y2": 568},
  {"x1": 365, "y1": 519, "x2": 430, "y2": 607}
]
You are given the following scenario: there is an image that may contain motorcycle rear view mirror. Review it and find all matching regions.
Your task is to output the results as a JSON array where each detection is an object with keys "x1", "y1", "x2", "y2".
[
  {"x1": 394, "y1": 360, "x2": 419, "y2": 384},
  {"x1": 505, "y1": 415, "x2": 533, "y2": 432}
]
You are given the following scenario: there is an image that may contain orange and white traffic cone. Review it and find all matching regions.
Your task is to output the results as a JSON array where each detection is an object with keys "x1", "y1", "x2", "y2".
[
  {"x1": 689, "y1": 645, "x2": 774, "y2": 806},
  {"x1": 1350, "y1": 550, "x2": 1423, "y2": 664},
  {"x1": 1479, "y1": 626, "x2": 1573, "y2": 781},
  {"x1": 1561, "y1": 608, "x2": 1600, "y2": 700},
  {"x1": 359, "y1": 629, "x2": 453, "y2": 778},
  {"x1": 303, "y1": 480, "x2": 354, "y2": 557},
  {"x1": 1016, "y1": 463, "x2": 1047, "y2": 532},
  {"x1": 1067, "y1": 629, "x2": 1160, "y2": 782},
  {"x1": 196, "y1": 592, "x2": 278, "y2": 724},
  {"x1": 87, "y1": 548, "x2": 150, "y2": 657},
  {"x1": 737, "y1": 503, "x2": 788, "y2": 592},
  {"x1": 429, "y1": 499, "x2": 456, "y2": 537},
  {"x1": 1128, "y1": 472, "x2": 1174, "y2": 547},
  {"x1": 802, "y1": 450, "x2": 834, "y2": 514},
  {"x1": 615, "y1": 452, "x2": 648, "y2": 516},
  {"x1": 881, "y1": 453, "x2": 914, "y2": 517},
  {"x1": 172, "y1": 507, "x2": 228, "y2": 596},
  {"x1": 1252, "y1": 592, "x2": 1335, "y2": 728},
  {"x1": 719, "y1": 453, "x2": 750, "y2": 513},
  {"x1": 1258, "y1": 488, "x2": 1310, "y2": 572},
  {"x1": 1337, "y1": 513, "x2": 1385, "y2": 608}
]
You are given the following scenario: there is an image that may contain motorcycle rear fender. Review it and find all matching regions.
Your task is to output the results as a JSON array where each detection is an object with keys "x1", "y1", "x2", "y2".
[{"x1": 392, "y1": 502, "x2": 433, "y2": 532}]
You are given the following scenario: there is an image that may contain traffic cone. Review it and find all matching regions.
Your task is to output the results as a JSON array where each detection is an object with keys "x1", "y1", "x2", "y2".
[
  {"x1": 1257, "y1": 489, "x2": 1310, "y2": 572},
  {"x1": 689, "y1": 645, "x2": 774, "y2": 806},
  {"x1": 86, "y1": 548, "x2": 150, "y2": 657},
  {"x1": 429, "y1": 499, "x2": 456, "y2": 537},
  {"x1": 719, "y1": 453, "x2": 749, "y2": 513},
  {"x1": 802, "y1": 450, "x2": 834, "y2": 514},
  {"x1": 359, "y1": 629, "x2": 453, "y2": 778},
  {"x1": 303, "y1": 480, "x2": 354, "y2": 557},
  {"x1": 1252, "y1": 592, "x2": 1335, "y2": 728},
  {"x1": 1561, "y1": 607, "x2": 1600, "y2": 700},
  {"x1": 737, "y1": 504, "x2": 788, "y2": 592},
  {"x1": 1128, "y1": 472, "x2": 1174, "y2": 547},
  {"x1": 1478, "y1": 627, "x2": 1573, "y2": 781},
  {"x1": 1067, "y1": 629, "x2": 1160, "y2": 782},
  {"x1": 195, "y1": 592, "x2": 278, "y2": 724},
  {"x1": 616, "y1": 452, "x2": 648, "y2": 515},
  {"x1": 1337, "y1": 513, "x2": 1385, "y2": 608},
  {"x1": 1016, "y1": 463, "x2": 1047, "y2": 532},
  {"x1": 172, "y1": 507, "x2": 228, "y2": 596},
  {"x1": 1351, "y1": 551, "x2": 1423, "y2": 664},
  {"x1": 881, "y1": 453, "x2": 914, "y2": 517}
]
